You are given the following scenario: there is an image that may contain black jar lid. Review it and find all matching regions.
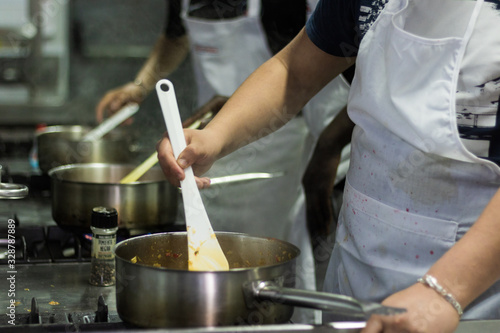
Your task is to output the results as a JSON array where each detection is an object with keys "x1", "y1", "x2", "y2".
[{"x1": 91, "y1": 206, "x2": 118, "y2": 229}]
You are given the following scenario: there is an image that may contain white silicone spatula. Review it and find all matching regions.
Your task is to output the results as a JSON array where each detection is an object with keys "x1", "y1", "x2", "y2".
[
  {"x1": 83, "y1": 103, "x2": 139, "y2": 142},
  {"x1": 156, "y1": 79, "x2": 229, "y2": 271}
]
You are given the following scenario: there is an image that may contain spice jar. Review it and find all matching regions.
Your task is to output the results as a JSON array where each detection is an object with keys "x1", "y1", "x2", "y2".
[{"x1": 89, "y1": 206, "x2": 118, "y2": 286}]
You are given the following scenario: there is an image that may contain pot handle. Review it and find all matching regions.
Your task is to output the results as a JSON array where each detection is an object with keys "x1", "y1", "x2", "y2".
[
  {"x1": 209, "y1": 172, "x2": 284, "y2": 186},
  {"x1": 0, "y1": 183, "x2": 29, "y2": 199},
  {"x1": 0, "y1": 165, "x2": 29, "y2": 199},
  {"x1": 244, "y1": 280, "x2": 406, "y2": 318}
]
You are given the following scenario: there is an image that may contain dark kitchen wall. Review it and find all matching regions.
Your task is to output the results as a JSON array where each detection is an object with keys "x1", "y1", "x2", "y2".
[{"x1": 69, "y1": 0, "x2": 197, "y2": 155}]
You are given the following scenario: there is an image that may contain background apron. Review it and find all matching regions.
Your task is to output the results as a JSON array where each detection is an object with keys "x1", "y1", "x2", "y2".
[
  {"x1": 182, "y1": 0, "x2": 313, "y2": 323},
  {"x1": 323, "y1": 0, "x2": 500, "y2": 321}
]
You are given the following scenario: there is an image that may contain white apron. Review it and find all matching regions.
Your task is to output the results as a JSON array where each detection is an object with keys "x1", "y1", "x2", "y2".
[
  {"x1": 181, "y1": 1, "x2": 315, "y2": 323},
  {"x1": 323, "y1": 0, "x2": 500, "y2": 321},
  {"x1": 182, "y1": 0, "x2": 272, "y2": 104}
]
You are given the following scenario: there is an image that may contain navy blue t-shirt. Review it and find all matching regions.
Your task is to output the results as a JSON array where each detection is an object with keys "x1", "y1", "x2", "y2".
[{"x1": 306, "y1": 0, "x2": 389, "y2": 57}]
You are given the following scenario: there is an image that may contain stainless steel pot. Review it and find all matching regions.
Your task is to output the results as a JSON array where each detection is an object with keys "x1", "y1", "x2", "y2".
[
  {"x1": 48, "y1": 163, "x2": 178, "y2": 232},
  {"x1": 37, "y1": 125, "x2": 138, "y2": 174},
  {"x1": 114, "y1": 232, "x2": 300, "y2": 327},
  {"x1": 114, "y1": 232, "x2": 405, "y2": 328}
]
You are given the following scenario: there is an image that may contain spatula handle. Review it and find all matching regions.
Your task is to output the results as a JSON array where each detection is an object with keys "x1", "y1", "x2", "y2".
[
  {"x1": 156, "y1": 79, "x2": 208, "y2": 226},
  {"x1": 156, "y1": 81, "x2": 186, "y2": 158},
  {"x1": 83, "y1": 103, "x2": 139, "y2": 141}
]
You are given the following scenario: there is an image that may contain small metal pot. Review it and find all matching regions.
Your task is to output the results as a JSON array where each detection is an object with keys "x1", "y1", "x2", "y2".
[
  {"x1": 37, "y1": 125, "x2": 138, "y2": 174},
  {"x1": 48, "y1": 163, "x2": 178, "y2": 232}
]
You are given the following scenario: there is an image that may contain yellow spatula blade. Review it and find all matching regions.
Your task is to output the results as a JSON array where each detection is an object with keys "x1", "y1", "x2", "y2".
[{"x1": 119, "y1": 152, "x2": 158, "y2": 184}]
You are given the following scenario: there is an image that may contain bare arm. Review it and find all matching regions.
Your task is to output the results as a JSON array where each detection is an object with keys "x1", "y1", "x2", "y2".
[
  {"x1": 96, "y1": 34, "x2": 190, "y2": 122},
  {"x1": 133, "y1": 34, "x2": 190, "y2": 93},
  {"x1": 157, "y1": 28, "x2": 355, "y2": 184},
  {"x1": 200, "y1": 27, "x2": 354, "y2": 158},
  {"x1": 205, "y1": 28, "x2": 355, "y2": 158}
]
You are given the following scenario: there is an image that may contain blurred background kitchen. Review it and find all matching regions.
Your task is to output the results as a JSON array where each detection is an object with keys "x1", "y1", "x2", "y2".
[{"x1": 0, "y1": 0, "x2": 195, "y2": 168}]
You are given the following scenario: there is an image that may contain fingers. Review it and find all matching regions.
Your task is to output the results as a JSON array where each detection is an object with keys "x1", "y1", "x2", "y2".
[
  {"x1": 196, "y1": 177, "x2": 211, "y2": 189},
  {"x1": 157, "y1": 133, "x2": 185, "y2": 187},
  {"x1": 96, "y1": 83, "x2": 143, "y2": 123},
  {"x1": 96, "y1": 91, "x2": 127, "y2": 123},
  {"x1": 96, "y1": 93, "x2": 115, "y2": 123},
  {"x1": 362, "y1": 315, "x2": 412, "y2": 333},
  {"x1": 156, "y1": 135, "x2": 214, "y2": 190},
  {"x1": 362, "y1": 315, "x2": 385, "y2": 333}
]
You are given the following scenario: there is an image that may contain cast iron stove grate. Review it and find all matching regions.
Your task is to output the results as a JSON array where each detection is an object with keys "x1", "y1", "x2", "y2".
[{"x1": 1, "y1": 295, "x2": 133, "y2": 332}]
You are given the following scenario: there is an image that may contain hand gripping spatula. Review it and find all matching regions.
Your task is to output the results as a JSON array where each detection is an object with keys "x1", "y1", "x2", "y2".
[{"x1": 156, "y1": 79, "x2": 229, "y2": 271}]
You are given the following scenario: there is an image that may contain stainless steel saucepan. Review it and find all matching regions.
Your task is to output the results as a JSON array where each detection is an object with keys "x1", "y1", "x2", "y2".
[
  {"x1": 48, "y1": 163, "x2": 178, "y2": 232},
  {"x1": 114, "y1": 232, "x2": 405, "y2": 328}
]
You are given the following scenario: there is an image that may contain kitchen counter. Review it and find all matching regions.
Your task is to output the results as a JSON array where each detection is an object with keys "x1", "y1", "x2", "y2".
[{"x1": 1, "y1": 263, "x2": 498, "y2": 332}]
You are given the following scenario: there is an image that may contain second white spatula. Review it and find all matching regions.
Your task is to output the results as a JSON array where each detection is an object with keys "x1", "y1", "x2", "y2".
[{"x1": 156, "y1": 79, "x2": 229, "y2": 271}]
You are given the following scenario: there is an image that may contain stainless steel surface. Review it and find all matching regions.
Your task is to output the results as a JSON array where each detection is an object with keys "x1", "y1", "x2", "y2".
[
  {"x1": 48, "y1": 163, "x2": 178, "y2": 231},
  {"x1": 247, "y1": 281, "x2": 405, "y2": 319},
  {"x1": 37, "y1": 125, "x2": 139, "y2": 174},
  {"x1": 115, "y1": 232, "x2": 300, "y2": 328},
  {"x1": 0, "y1": 263, "x2": 116, "y2": 314}
]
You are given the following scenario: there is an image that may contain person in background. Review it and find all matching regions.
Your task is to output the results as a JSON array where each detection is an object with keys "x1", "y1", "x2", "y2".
[
  {"x1": 156, "y1": 0, "x2": 500, "y2": 331},
  {"x1": 95, "y1": 0, "x2": 352, "y2": 323},
  {"x1": 302, "y1": 106, "x2": 354, "y2": 250}
]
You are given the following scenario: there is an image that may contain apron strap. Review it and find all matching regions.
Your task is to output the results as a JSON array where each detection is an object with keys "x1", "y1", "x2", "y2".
[{"x1": 463, "y1": 0, "x2": 483, "y2": 43}]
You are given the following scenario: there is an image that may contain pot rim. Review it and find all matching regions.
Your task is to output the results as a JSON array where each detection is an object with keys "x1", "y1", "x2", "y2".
[
  {"x1": 48, "y1": 163, "x2": 169, "y2": 186},
  {"x1": 114, "y1": 231, "x2": 301, "y2": 273},
  {"x1": 36, "y1": 125, "x2": 91, "y2": 136}
]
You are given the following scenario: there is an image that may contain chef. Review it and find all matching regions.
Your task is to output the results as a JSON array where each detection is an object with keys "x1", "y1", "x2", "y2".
[
  {"x1": 157, "y1": 0, "x2": 500, "y2": 331},
  {"x1": 96, "y1": 0, "x2": 351, "y2": 324}
]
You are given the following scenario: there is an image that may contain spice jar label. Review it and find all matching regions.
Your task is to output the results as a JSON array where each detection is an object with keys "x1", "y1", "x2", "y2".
[{"x1": 92, "y1": 234, "x2": 116, "y2": 260}]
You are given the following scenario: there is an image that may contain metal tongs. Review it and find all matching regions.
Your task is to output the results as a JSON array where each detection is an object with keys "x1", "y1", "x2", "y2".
[{"x1": 246, "y1": 281, "x2": 406, "y2": 319}]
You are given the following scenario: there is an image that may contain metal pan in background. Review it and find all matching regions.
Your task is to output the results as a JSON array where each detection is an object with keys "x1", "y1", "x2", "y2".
[
  {"x1": 48, "y1": 163, "x2": 178, "y2": 232},
  {"x1": 37, "y1": 125, "x2": 139, "y2": 174}
]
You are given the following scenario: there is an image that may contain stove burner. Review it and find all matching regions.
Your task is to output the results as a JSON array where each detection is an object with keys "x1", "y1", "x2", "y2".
[
  {"x1": 0, "y1": 226, "x2": 92, "y2": 264},
  {"x1": 0, "y1": 295, "x2": 131, "y2": 332}
]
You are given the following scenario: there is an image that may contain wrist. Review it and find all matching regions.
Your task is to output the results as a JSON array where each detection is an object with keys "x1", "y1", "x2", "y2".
[
  {"x1": 418, "y1": 274, "x2": 463, "y2": 317},
  {"x1": 133, "y1": 78, "x2": 151, "y2": 96}
]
